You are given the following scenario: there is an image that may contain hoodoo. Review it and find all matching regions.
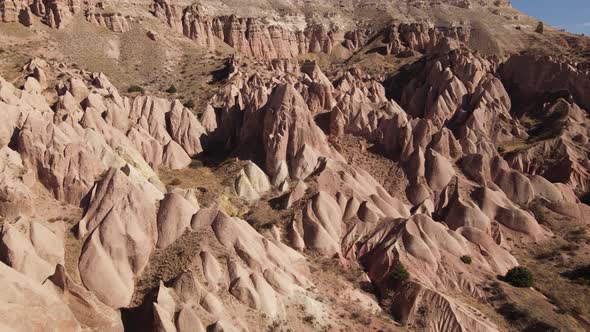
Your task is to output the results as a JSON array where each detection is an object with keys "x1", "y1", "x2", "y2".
[{"x1": 1, "y1": 0, "x2": 589, "y2": 331}]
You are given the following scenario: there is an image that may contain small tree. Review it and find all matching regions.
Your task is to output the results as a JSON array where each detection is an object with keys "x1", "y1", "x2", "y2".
[
  {"x1": 504, "y1": 267, "x2": 534, "y2": 288},
  {"x1": 389, "y1": 262, "x2": 409, "y2": 285},
  {"x1": 183, "y1": 99, "x2": 195, "y2": 109},
  {"x1": 165, "y1": 85, "x2": 177, "y2": 93},
  {"x1": 460, "y1": 255, "x2": 472, "y2": 265}
]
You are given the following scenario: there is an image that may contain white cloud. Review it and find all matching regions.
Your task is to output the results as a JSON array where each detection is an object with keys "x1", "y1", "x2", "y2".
[{"x1": 581, "y1": 22, "x2": 590, "y2": 27}]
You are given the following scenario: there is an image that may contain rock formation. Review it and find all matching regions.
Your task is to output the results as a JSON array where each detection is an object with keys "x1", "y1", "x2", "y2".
[
  {"x1": 176, "y1": 5, "x2": 340, "y2": 59},
  {"x1": 86, "y1": 11, "x2": 130, "y2": 33},
  {"x1": 384, "y1": 22, "x2": 470, "y2": 56},
  {"x1": 0, "y1": 1, "x2": 589, "y2": 331}
]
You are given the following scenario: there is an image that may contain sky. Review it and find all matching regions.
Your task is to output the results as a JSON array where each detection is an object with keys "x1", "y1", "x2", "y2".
[{"x1": 511, "y1": 0, "x2": 590, "y2": 35}]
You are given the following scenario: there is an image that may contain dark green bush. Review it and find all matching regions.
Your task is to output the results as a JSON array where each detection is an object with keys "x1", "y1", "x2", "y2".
[
  {"x1": 578, "y1": 191, "x2": 590, "y2": 205},
  {"x1": 497, "y1": 303, "x2": 530, "y2": 322},
  {"x1": 127, "y1": 85, "x2": 144, "y2": 93},
  {"x1": 504, "y1": 266, "x2": 534, "y2": 288},
  {"x1": 389, "y1": 262, "x2": 409, "y2": 285},
  {"x1": 165, "y1": 85, "x2": 177, "y2": 93},
  {"x1": 183, "y1": 99, "x2": 195, "y2": 109},
  {"x1": 460, "y1": 255, "x2": 472, "y2": 265},
  {"x1": 565, "y1": 264, "x2": 590, "y2": 286}
]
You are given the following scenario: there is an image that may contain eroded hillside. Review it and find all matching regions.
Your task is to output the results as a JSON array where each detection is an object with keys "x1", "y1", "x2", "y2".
[{"x1": 0, "y1": 0, "x2": 589, "y2": 331}]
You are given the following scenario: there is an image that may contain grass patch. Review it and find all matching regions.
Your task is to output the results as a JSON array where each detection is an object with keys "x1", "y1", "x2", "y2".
[
  {"x1": 496, "y1": 138, "x2": 530, "y2": 154},
  {"x1": 523, "y1": 320, "x2": 559, "y2": 332},
  {"x1": 534, "y1": 248, "x2": 560, "y2": 260},
  {"x1": 565, "y1": 227, "x2": 590, "y2": 244},
  {"x1": 243, "y1": 201, "x2": 285, "y2": 231}
]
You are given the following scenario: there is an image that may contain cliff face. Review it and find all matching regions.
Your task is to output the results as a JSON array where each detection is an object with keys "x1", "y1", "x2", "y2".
[
  {"x1": 85, "y1": 11, "x2": 130, "y2": 33},
  {"x1": 178, "y1": 5, "x2": 336, "y2": 59},
  {"x1": 0, "y1": 0, "x2": 18, "y2": 22},
  {"x1": 0, "y1": 0, "x2": 79, "y2": 27},
  {"x1": 33, "y1": 0, "x2": 80, "y2": 28},
  {"x1": 383, "y1": 22, "x2": 470, "y2": 56}
]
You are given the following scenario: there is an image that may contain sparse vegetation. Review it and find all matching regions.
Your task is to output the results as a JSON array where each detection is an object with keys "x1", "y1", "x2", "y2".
[
  {"x1": 302, "y1": 315, "x2": 315, "y2": 325},
  {"x1": 169, "y1": 178, "x2": 182, "y2": 186},
  {"x1": 523, "y1": 320, "x2": 559, "y2": 332},
  {"x1": 485, "y1": 281, "x2": 507, "y2": 302},
  {"x1": 244, "y1": 201, "x2": 285, "y2": 230},
  {"x1": 496, "y1": 302, "x2": 558, "y2": 331},
  {"x1": 165, "y1": 85, "x2": 177, "y2": 93},
  {"x1": 350, "y1": 311, "x2": 371, "y2": 325},
  {"x1": 565, "y1": 226, "x2": 590, "y2": 244},
  {"x1": 530, "y1": 204, "x2": 547, "y2": 225},
  {"x1": 127, "y1": 85, "x2": 144, "y2": 93},
  {"x1": 534, "y1": 248, "x2": 559, "y2": 260},
  {"x1": 460, "y1": 255, "x2": 472, "y2": 264},
  {"x1": 504, "y1": 267, "x2": 534, "y2": 288}
]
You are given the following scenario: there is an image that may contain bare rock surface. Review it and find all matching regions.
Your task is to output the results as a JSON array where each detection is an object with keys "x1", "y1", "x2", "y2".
[
  {"x1": 78, "y1": 168, "x2": 158, "y2": 308},
  {"x1": 0, "y1": 261, "x2": 81, "y2": 332}
]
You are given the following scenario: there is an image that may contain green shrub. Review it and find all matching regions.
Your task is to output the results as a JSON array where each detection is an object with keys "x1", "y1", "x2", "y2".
[
  {"x1": 127, "y1": 85, "x2": 144, "y2": 93},
  {"x1": 497, "y1": 303, "x2": 530, "y2": 322},
  {"x1": 165, "y1": 85, "x2": 177, "y2": 93},
  {"x1": 504, "y1": 267, "x2": 534, "y2": 288},
  {"x1": 460, "y1": 255, "x2": 472, "y2": 265},
  {"x1": 183, "y1": 99, "x2": 195, "y2": 109},
  {"x1": 565, "y1": 265, "x2": 590, "y2": 286},
  {"x1": 389, "y1": 262, "x2": 409, "y2": 285},
  {"x1": 530, "y1": 204, "x2": 547, "y2": 224},
  {"x1": 578, "y1": 191, "x2": 590, "y2": 205}
]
